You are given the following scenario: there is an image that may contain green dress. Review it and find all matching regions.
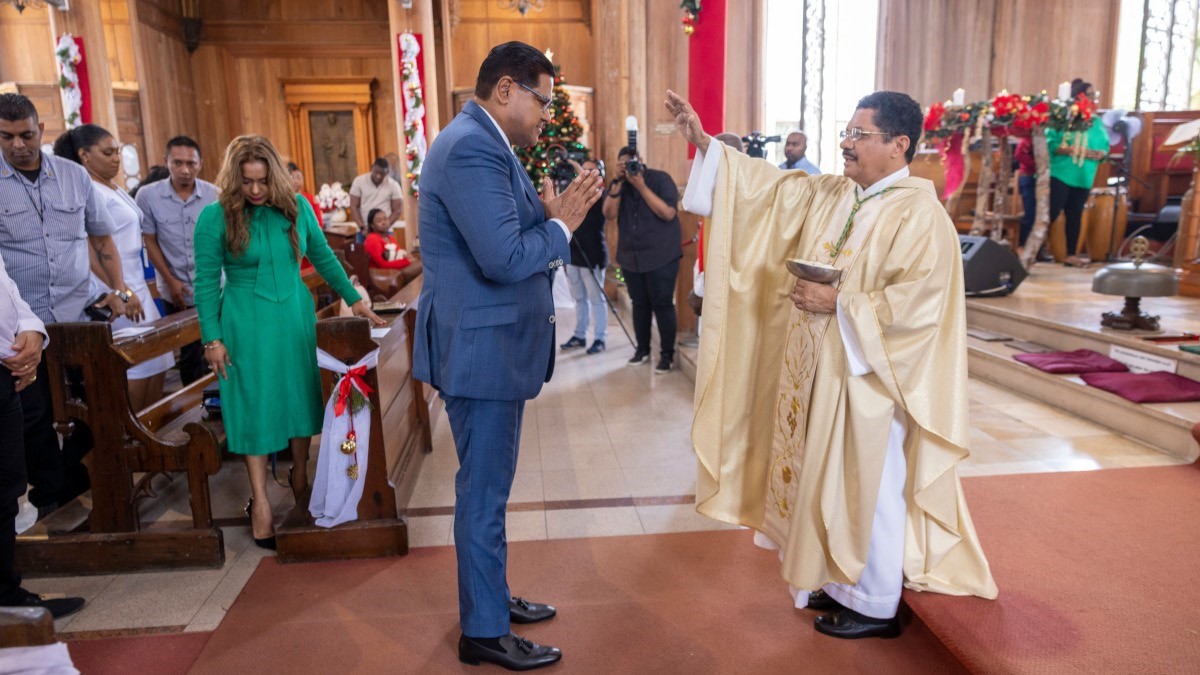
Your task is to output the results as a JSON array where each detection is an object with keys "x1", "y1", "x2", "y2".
[{"x1": 194, "y1": 196, "x2": 361, "y2": 455}]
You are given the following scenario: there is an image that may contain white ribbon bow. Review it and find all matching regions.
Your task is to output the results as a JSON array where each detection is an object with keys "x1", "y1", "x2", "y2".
[{"x1": 309, "y1": 347, "x2": 380, "y2": 528}]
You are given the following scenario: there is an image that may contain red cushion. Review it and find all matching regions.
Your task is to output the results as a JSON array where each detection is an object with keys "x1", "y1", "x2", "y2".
[
  {"x1": 1080, "y1": 371, "x2": 1200, "y2": 403},
  {"x1": 1013, "y1": 349, "x2": 1129, "y2": 374}
]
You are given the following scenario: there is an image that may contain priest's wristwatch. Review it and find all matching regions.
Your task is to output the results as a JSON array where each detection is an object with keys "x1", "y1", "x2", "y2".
[{"x1": 113, "y1": 288, "x2": 133, "y2": 303}]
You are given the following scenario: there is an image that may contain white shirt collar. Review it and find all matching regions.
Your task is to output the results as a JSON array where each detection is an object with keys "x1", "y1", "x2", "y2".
[
  {"x1": 476, "y1": 103, "x2": 514, "y2": 154},
  {"x1": 860, "y1": 165, "x2": 910, "y2": 198}
]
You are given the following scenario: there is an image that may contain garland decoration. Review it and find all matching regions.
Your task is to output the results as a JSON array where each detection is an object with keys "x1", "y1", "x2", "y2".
[
  {"x1": 55, "y1": 34, "x2": 83, "y2": 129},
  {"x1": 681, "y1": 0, "x2": 702, "y2": 35},
  {"x1": 399, "y1": 33, "x2": 428, "y2": 198}
]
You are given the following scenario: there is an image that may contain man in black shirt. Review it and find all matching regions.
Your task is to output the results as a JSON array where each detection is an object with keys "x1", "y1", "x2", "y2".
[{"x1": 604, "y1": 147, "x2": 681, "y2": 373}]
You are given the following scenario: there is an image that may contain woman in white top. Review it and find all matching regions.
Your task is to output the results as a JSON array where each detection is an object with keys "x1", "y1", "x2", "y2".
[{"x1": 54, "y1": 125, "x2": 174, "y2": 410}]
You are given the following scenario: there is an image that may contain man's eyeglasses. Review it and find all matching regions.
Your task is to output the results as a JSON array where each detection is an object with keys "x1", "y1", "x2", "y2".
[
  {"x1": 515, "y1": 81, "x2": 553, "y2": 113},
  {"x1": 838, "y1": 128, "x2": 893, "y2": 143}
]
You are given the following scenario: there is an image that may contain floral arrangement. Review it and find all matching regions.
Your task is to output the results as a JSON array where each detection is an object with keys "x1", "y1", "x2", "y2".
[
  {"x1": 681, "y1": 0, "x2": 701, "y2": 35},
  {"x1": 54, "y1": 34, "x2": 83, "y2": 129},
  {"x1": 923, "y1": 90, "x2": 1092, "y2": 143},
  {"x1": 399, "y1": 33, "x2": 427, "y2": 198},
  {"x1": 1046, "y1": 91, "x2": 1096, "y2": 132},
  {"x1": 922, "y1": 100, "x2": 987, "y2": 141},
  {"x1": 316, "y1": 182, "x2": 350, "y2": 212}
]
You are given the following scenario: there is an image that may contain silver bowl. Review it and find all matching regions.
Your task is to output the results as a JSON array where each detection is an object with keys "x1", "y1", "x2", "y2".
[{"x1": 785, "y1": 259, "x2": 842, "y2": 284}]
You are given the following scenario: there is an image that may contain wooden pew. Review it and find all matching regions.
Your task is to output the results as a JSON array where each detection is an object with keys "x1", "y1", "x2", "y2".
[
  {"x1": 0, "y1": 608, "x2": 54, "y2": 648},
  {"x1": 275, "y1": 275, "x2": 432, "y2": 563},
  {"x1": 15, "y1": 311, "x2": 226, "y2": 576},
  {"x1": 342, "y1": 241, "x2": 422, "y2": 301}
]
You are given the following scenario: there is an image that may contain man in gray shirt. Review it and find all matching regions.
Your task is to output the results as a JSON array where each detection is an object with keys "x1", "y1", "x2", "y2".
[
  {"x1": 0, "y1": 93, "x2": 128, "y2": 513},
  {"x1": 137, "y1": 135, "x2": 217, "y2": 384}
]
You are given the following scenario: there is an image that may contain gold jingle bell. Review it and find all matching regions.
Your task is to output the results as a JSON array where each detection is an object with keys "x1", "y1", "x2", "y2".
[
  {"x1": 340, "y1": 438, "x2": 357, "y2": 455},
  {"x1": 346, "y1": 464, "x2": 359, "y2": 480}
]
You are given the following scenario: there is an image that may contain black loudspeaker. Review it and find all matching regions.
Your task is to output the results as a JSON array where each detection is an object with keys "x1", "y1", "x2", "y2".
[{"x1": 958, "y1": 235, "x2": 1027, "y2": 295}]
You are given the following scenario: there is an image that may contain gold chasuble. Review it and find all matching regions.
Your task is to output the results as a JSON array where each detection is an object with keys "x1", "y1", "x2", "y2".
[{"x1": 691, "y1": 144, "x2": 997, "y2": 600}]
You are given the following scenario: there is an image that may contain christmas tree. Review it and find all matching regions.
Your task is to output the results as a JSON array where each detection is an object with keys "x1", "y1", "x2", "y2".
[{"x1": 516, "y1": 63, "x2": 589, "y2": 186}]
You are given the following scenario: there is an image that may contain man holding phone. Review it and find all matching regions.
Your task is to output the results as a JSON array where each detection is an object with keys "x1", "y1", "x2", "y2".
[{"x1": 0, "y1": 93, "x2": 126, "y2": 516}]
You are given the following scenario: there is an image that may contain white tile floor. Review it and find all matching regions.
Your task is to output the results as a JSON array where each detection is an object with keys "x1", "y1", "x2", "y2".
[{"x1": 22, "y1": 305, "x2": 1187, "y2": 636}]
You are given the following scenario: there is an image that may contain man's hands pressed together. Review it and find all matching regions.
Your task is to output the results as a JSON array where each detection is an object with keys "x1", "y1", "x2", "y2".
[{"x1": 543, "y1": 169, "x2": 604, "y2": 232}]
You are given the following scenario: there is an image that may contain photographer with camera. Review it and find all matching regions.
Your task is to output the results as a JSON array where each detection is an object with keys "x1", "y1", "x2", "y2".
[
  {"x1": 603, "y1": 145, "x2": 681, "y2": 373},
  {"x1": 554, "y1": 158, "x2": 609, "y2": 355}
]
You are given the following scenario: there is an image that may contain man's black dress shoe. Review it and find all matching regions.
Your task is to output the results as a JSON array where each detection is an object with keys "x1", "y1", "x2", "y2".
[
  {"x1": 509, "y1": 596, "x2": 556, "y2": 624},
  {"x1": 1, "y1": 588, "x2": 85, "y2": 620},
  {"x1": 814, "y1": 608, "x2": 901, "y2": 639},
  {"x1": 458, "y1": 633, "x2": 562, "y2": 670},
  {"x1": 805, "y1": 589, "x2": 844, "y2": 612}
]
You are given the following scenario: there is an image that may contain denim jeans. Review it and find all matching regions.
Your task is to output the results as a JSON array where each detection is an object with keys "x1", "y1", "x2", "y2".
[{"x1": 564, "y1": 265, "x2": 607, "y2": 342}]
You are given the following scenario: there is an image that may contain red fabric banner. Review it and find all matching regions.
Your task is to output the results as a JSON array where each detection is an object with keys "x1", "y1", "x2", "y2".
[
  {"x1": 686, "y1": 0, "x2": 727, "y2": 160},
  {"x1": 73, "y1": 36, "x2": 92, "y2": 125}
]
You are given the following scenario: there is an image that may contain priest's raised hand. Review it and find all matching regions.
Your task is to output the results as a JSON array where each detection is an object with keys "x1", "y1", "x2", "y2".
[{"x1": 665, "y1": 89, "x2": 710, "y2": 153}]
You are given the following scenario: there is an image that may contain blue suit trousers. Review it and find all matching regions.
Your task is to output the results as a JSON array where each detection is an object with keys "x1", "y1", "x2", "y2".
[{"x1": 441, "y1": 393, "x2": 526, "y2": 637}]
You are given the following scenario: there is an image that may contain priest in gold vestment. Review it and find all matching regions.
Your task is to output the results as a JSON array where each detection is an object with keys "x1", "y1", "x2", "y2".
[{"x1": 667, "y1": 90, "x2": 997, "y2": 639}]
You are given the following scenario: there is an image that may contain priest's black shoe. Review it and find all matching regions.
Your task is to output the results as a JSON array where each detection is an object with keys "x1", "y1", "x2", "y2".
[
  {"x1": 1, "y1": 588, "x2": 85, "y2": 620},
  {"x1": 509, "y1": 596, "x2": 556, "y2": 624},
  {"x1": 806, "y1": 589, "x2": 844, "y2": 612},
  {"x1": 458, "y1": 633, "x2": 562, "y2": 670},
  {"x1": 814, "y1": 608, "x2": 901, "y2": 639}
]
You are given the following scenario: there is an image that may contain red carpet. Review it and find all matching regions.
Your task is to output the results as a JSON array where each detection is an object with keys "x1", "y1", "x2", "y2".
[
  {"x1": 189, "y1": 530, "x2": 964, "y2": 674},
  {"x1": 906, "y1": 461, "x2": 1200, "y2": 674},
  {"x1": 66, "y1": 631, "x2": 211, "y2": 675}
]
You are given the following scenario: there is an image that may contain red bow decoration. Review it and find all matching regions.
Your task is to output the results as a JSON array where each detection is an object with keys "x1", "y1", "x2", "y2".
[{"x1": 334, "y1": 366, "x2": 374, "y2": 417}]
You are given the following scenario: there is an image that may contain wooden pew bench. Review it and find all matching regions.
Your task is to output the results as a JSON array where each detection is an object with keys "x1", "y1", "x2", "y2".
[
  {"x1": 15, "y1": 310, "x2": 226, "y2": 576},
  {"x1": 276, "y1": 274, "x2": 432, "y2": 563}
]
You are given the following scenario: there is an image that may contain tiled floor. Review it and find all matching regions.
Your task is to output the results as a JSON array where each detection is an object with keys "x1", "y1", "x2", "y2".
[{"x1": 23, "y1": 301, "x2": 1188, "y2": 637}]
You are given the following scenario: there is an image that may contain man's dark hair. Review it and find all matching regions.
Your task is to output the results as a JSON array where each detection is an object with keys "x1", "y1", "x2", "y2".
[
  {"x1": 287, "y1": 161, "x2": 300, "y2": 173},
  {"x1": 0, "y1": 93, "x2": 38, "y2": 123},
  {"x1": 165, "y1": 135, "x2": 201, "y2": 156},
  {"x1": 474, "y1": 41, "x2": 555, "y2": 100},
  {"x1": 855, "y1": 91, "x2": 923, "y2": 163},
  {"x1": 52, "y1": 124, "x2": 113, "y2": 164},
  {"x1": 618, "y1": 146, "x2": 636, "y2": 158},
  {"x1": 1070, "y1": 78, "x2": 1093, "y2": 98},
  {"x1": 372, "y1": 157, "x2": 389, "y2": 171}
]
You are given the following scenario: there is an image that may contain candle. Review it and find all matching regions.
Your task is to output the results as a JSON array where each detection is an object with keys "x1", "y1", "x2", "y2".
[
  {"x1": 1058, "y1": 81, "x2": 1071, "y2": 100},
  {"x1": 952, "y1": 88, "x2": 965, "y2": 106}
]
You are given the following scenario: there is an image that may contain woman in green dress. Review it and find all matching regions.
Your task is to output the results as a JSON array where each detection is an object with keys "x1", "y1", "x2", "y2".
[{"x1": 195, "y1": 135, "x2": 383, "y2": 549}]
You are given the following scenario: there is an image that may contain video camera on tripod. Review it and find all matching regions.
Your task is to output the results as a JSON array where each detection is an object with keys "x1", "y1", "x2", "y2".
[{"x1": 740, "y1": 131, "x2": 782, "y2": 159}]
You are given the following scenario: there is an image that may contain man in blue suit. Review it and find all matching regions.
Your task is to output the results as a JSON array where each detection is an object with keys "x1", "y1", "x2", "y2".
[{"x1": 413, "y1": 42, "x2": 603, "y2": 671}]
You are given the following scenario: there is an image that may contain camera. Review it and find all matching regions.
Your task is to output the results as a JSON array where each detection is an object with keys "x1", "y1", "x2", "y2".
[
  {"x1": 624, "y1": 115, "x2": 645, "y2": 175},
  {"x1": 547, "y1": 145, "x2": 588, "y2": 194},
  {"x1": 740, "y1": 131, "x2": 782, "y2": 159}
]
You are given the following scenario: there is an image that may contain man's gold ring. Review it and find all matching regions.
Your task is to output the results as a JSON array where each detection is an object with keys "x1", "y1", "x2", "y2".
[{"x1": 29, "y1": 375, "x2": 37, "y2": 382}]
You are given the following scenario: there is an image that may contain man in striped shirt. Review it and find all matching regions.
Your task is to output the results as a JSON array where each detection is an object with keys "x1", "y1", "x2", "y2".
[{"x1": 0, "y1": 93, "x2": 127, "y2": 515}]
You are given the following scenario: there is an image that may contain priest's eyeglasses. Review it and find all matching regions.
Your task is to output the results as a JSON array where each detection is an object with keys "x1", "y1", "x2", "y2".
[
  {"x1": 838, "y1": 128, "x2": 893, "y2": 143},
  {"x1": 516, "y1": 81, "x2": 553, "y2": 113}
]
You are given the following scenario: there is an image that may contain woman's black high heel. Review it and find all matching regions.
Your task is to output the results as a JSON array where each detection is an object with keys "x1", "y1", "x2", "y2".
[{"x1": 245, "y1": 497, "x2": 277, "y2": 551}]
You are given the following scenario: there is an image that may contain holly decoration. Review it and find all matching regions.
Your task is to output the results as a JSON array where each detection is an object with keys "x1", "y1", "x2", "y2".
[
  {"x1": 681, "y1": 0, "x2": 701, "y2": 35},
  {"x1": 515, "y1": 63, "x2": 590, "y2": 187}
]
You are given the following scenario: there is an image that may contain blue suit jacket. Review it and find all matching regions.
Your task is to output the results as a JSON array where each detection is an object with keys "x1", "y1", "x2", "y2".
[{"x1": 412, "y1": 100, "x2": 570, "y2": 402}]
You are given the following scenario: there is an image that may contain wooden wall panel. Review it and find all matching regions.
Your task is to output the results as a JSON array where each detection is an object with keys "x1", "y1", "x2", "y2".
[
  {"x1": 876, "y1": 0, "x2": 996, "y2": 106},
  {"x1": 186, "y1": 1, "x2": 397, "y2": 179},
  {"x1": 449, "y1": 0, "x2": 594, "y2": 98},
  {"x1": 101, "y1": 0, "x2": 138, "y2": 85},
  {"x1": 131, "y1": 0, "x2": 199, "y2": 166},
  {"x1": 989, "y1": 0, "x2": 1119, "y2": 104},
  {"x1": 877, "y1": 0, "x2": 1120, "y2": 108},
  {"x1": 725, "y1": 0, "x2": 764, "y2": 138},
  {"x1": 0, "y1": 5, "x2": 55, "y2": 84}
]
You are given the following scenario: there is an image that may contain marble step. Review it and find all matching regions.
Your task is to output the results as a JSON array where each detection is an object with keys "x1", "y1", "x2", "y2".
[{"x1": 966, "y1": 304, "x2": 1200, "y2": 460}]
